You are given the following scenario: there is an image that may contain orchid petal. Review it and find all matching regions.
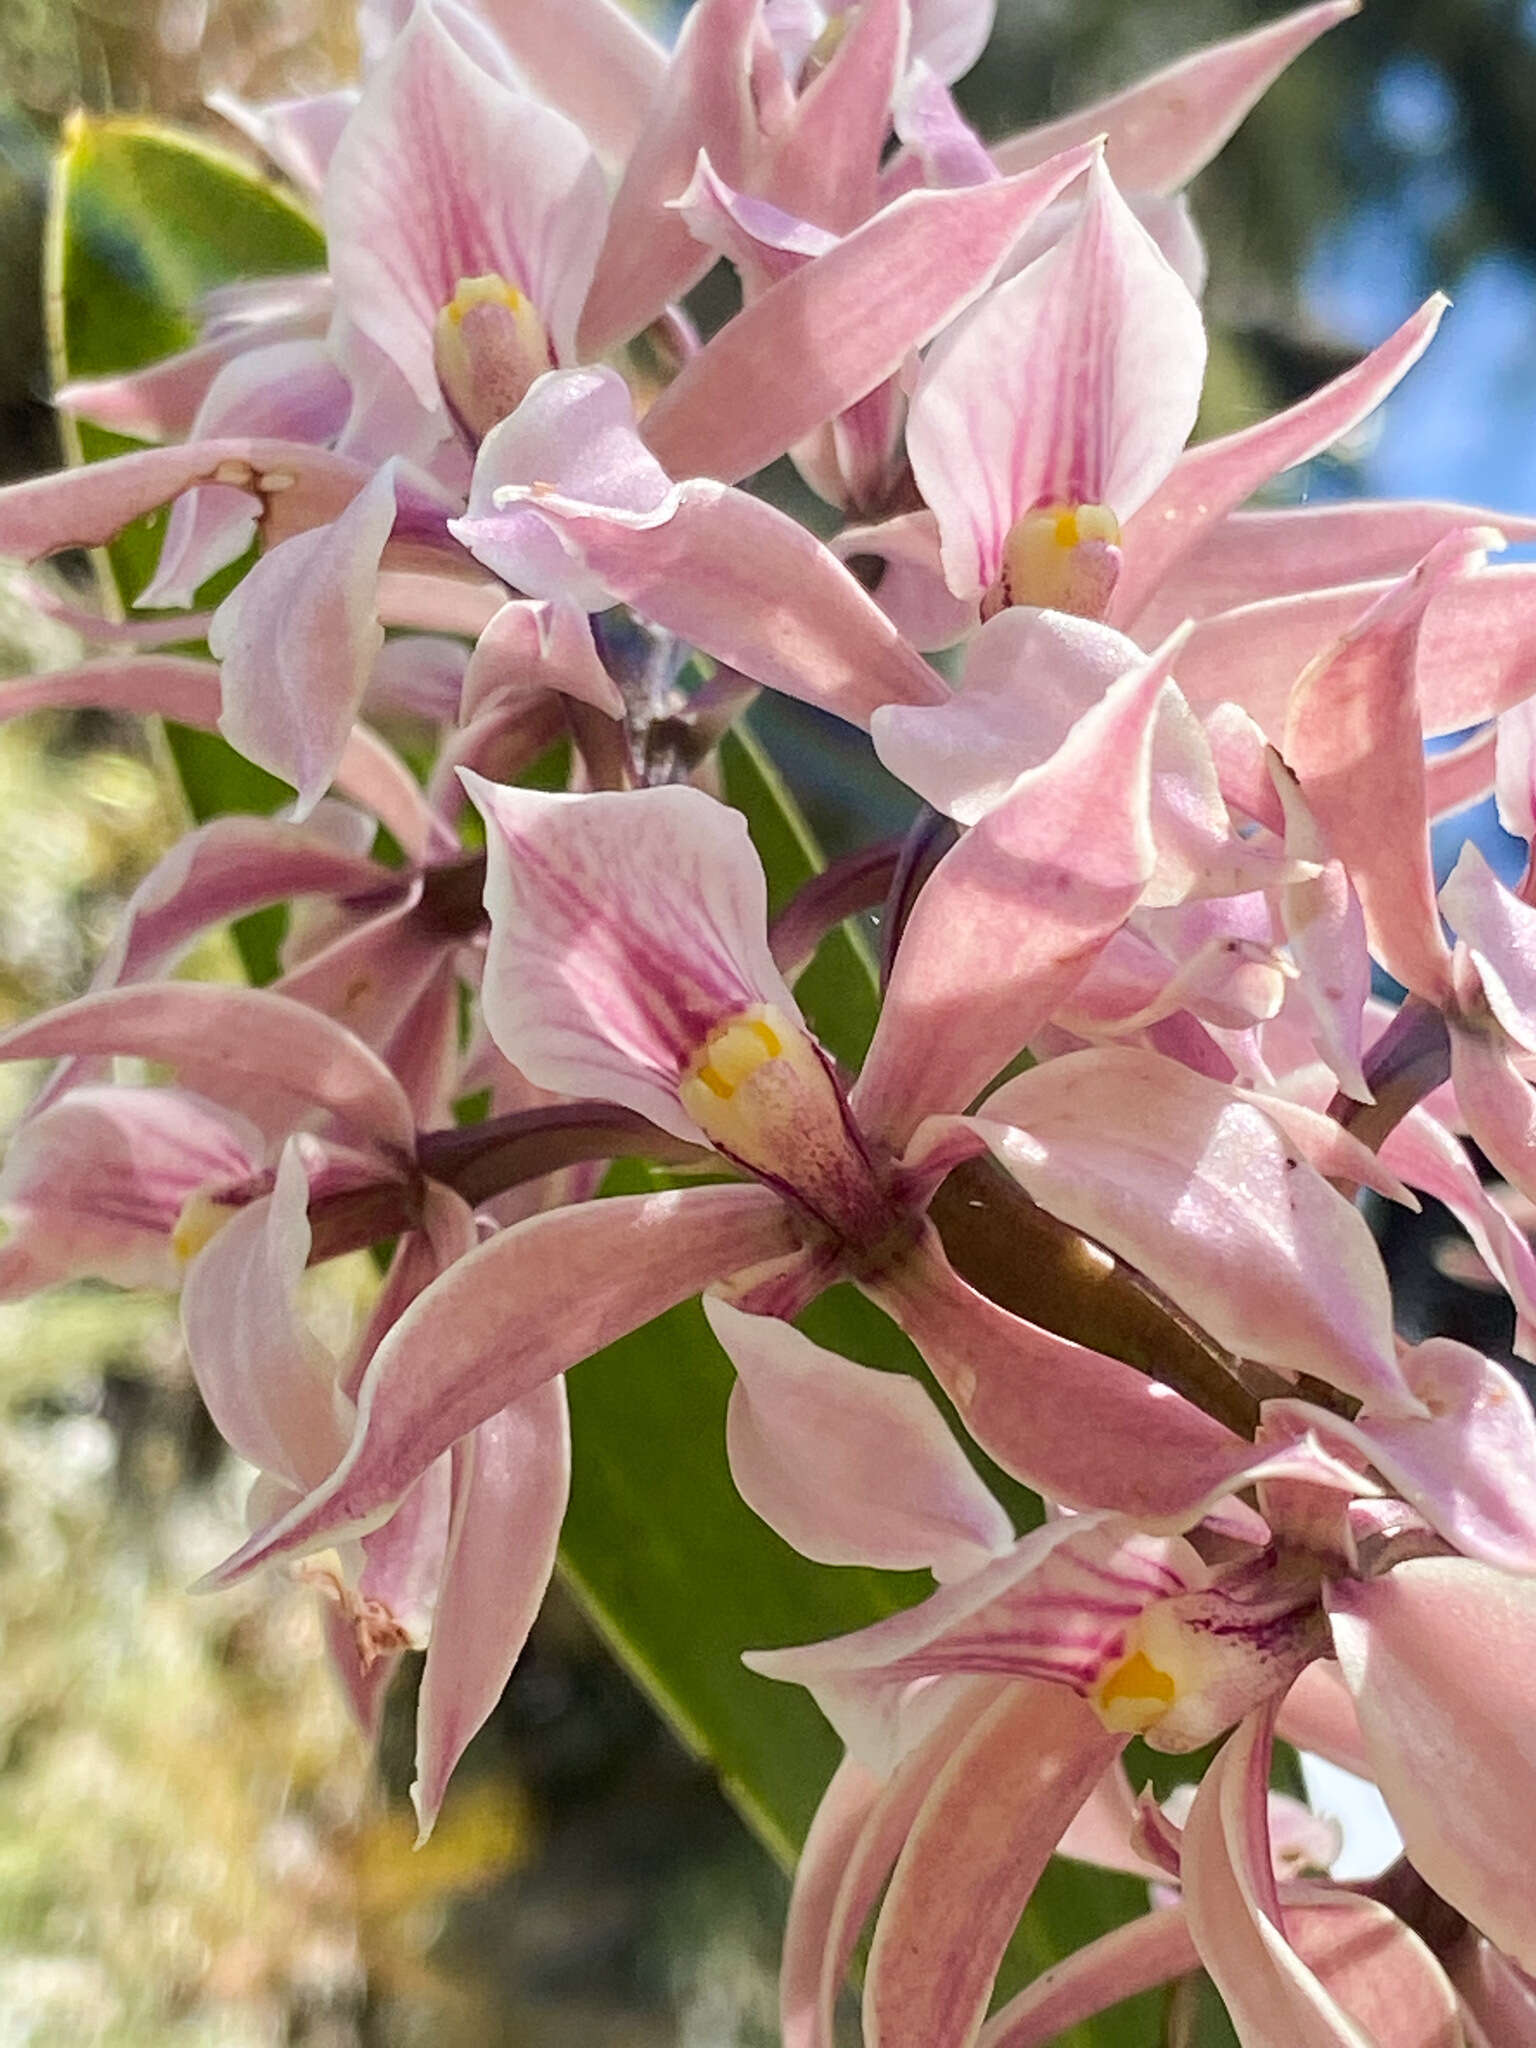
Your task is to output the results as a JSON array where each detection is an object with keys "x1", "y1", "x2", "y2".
[
  {"x1": 855, "y1": 647, "x2": 1166, "y2": 1146},
  {"x1": 471, "y1": 0, "x2": 664, "y2": 158},
  {"x1": 1134, "y1": 495, "x2": 1536, "y2": 644},
  {"x1": 1442, "y1": 840, "x2": 1536, "y2": 1051},
  {"x1": 779, "y1": 1752, "x2": 883, "y2": 2048},
  {"x1": 0, "y1": 983, "x2": 415, "y2": 1153},
  {"x1": 1328, "y1": 1557, "x2": 1536, "y2": 1973},
  {"x1": 976, "y1": 1047, "x2": 1414, "y2": 1412},
  {"x1": 325, "y1": 5, "x2": 606, "y2": 405},
  {"x1": 909, "y1": 158, "x2": 1205, "y2": 601},
  {"x1": 870, "y1": 1233, "x2": 1254, "y2": 1524},
  {"x1": 140, "y1": 339, "x2": 351, "y2": 608},
  {"x1": 673, "y1": 150, "x2": 838, "y2": 294},
  {"x1": 1275, "y1": 1661, "x2": 1372, "y2": 1779},
  {"x1": 760, "y1": 0, "x2": 907, "y2": 233},
  {"x1": 460, "y1": 598, "x2": 623, "y2": 721},
  {"x1": 864, "y1": 1680, "x2": 1123, "y2": 2048},
  {"x1": 207, "y1": 85, "x2": 355, "y2": 195},
  {"x1": 412, "y1": 1378, "x2": 570, "y2": 1838},
  {"x1": 1286, "y1": 533, "x2": 1489, "y2": 1004},
  {"x1": 0, "y1": 1085, "x2": 262, "y2": 1300},
  {"x1": 1271, "y1": 759, "x2": 1373, "y2": 1101},
  {"x1": 208, "y1": 464, "x2": 397, "y2": 815},
  {"x1": 706, "y1": 1296, "x2": 1014, "y2": 1579},
  {"x1": 464, "y1": 777, "x2": 799, "y2": 1144},
  {"x1": 1447, "y1": 999, "x2": 1536, "y2": 1209},
  {"x1": 891, "y1": 62, "x2": 997, "y2": 188},
  {"x1": 181, "y1": 1140, "x2": 349, "y2": 1492},
  {"x1": 1268, "y1": 1336, "x2": 1536, "y2": 1574},
  {"x1": 577, "y1": 0, "x2": 762, "y2": 355},
  {"x1": 646, "y1": 143, "x2": 1106, "y2": 488},
  {"x1": 994, "y1": 1, "x2": 1357, "y2": 195},
  {"x1": 978, "y1": 1907, "x2": 1198, "y2": 2048},
  {"x1": 1114, "y1": 297, "x2": 1447, "y2": 629},
  {"x1": 832, "y1": 511, "x2": 975, "y2": 651},
  {"x1": 198, "y1": 1182, "x2": 796, "y2": 1582},
  {"x1": 1453, "y1": 1939, "x2": 1536, "y2": 2048}
]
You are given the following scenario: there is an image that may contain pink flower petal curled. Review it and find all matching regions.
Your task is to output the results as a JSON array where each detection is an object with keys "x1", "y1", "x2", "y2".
[
  {"x1": 0, "y1": 982, "x2": 414, "y2": 1154},
  {"x1": 977, "y1": 1907, "x2": 1199, "y2": 2048},
  {"x1": 993, "y1": 2, "x2": 1357, "y2": 196},
  {"x1": 863, "y1": 1680, "x2": 1123, "y2": 2048},
  {"x1": 0, "y1": 1085, "x2": 262, "y2": 1300},
  {"x1": 975, "y1": 1047, "x2": 1414, "y2": 1413},
  {"x1": 412, "y1": 1378, "x2": 570, "y2": 1839},
  {"x1": 1113, "y1": 297, "x2": 1447, "y2": 631},
  {"x1": 706, "y1": 1296, "x2": 1014, "y2": 1578},
  {"x1": 854, "y1": 646, "x2": 1167, "y2": 1147},
  {"x1": 209, "y1": 462, "x2": 398, "y2": 815},
  {"x1": 324, "y1": 5, "x2": 606, "y2": 405},
  {"x1": 464, "y1": 776, "x2": 800, "y2": 1143},
  {"x1": 198, "y1": 1182, "x2": 797, "y2": 1584},
  {"x1": 1327, "y1": 1557, "x2": 1536, "y2": 1973},
  {"x1": 908, "y1": 157, "x2": 1206, "y2": 602},
  {"x1": 643, "y1": 142, "x2": 1104, "y2": 489}
]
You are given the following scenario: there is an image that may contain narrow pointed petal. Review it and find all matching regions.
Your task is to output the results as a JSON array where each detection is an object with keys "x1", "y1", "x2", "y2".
[
  {"x1": 646, "y1": 144, "x2": 1104, "y2": 488},
  {"x1": 707, "y1": 1296, "x2": 1014, "y2": 1578},
  {"x1": 1327, "y1": 1557, "x2": 1536, "y2": 1972},
  {"x1": 855, "y1": 651, "x2": 1165, "y2": 1146},
  {"x1": 577, "y1": 0, "x2": 762, "y2": 355},
  {"x1": 471, "y1": 0, "x2": 664, "y2": 157},
  {"x1": 1133, "y1": 496, "x2": 1536, "y2": 643},
  {"x1": 779, "y1": 1752, "x2": 883, "y2": 2048},
  {"x1": 0, "y1": 1085, "x2": 261, "y2": 1299},
  {"x1": 1183, "y1": 1709, "x2": 1375, "y2": 2048},
  {"x1": 181, "y1": 1140, "x2": 350, "y2": 1492},
  {"x1": 0, "y1": 437, "x2": 429, "y2": 566},
  {"x1": 864, "y1": 1680, "x2": 1122, "y2": 2048},
  {"x1": 975, "y1": 1047, "x2": 1414, "y2": 1411},
  {"x1": 978, "y1": 1908, "x2": 1198, "y2": 2048},
  {"x1": 1269, "y1": 1336, "x2": 1536, "y2": 1571},
  {"x1": 55, "y1": 334, "x2": 282, "y2": 442},
  {"x1": 325, "y1": 7, "x2": 606, "y2": 403},
  {"x1": 412, "y1": 1379, "x2": 570, "y2": 1838},
  {"x1": 994, "y1": 2, "x2": 1358, "y2": 194},
  {"x1": 1380, "y1": 1107, "x2": 1536, "y2": 1360},
  {"x1": 1286, "y1": 534, "x2": 1489, "y2": 1003},
  {"x1": 464, "y1": 777, "x2": 799, "y2": 1142},
  {"x1": 198, "y1": 1183, "x2": 795, "y2": 1583},
  {"x1": 909, "y1": 157, "x2": 1205, "y2": 600},
  {"x1": 760, "y1": 0, "x2": 907, "y2": 232},
  {"x1": 872, "y1": 1233, "x2": 1253, "y2": 1522},
  {"x1": 1114, "y1": 298, "x2": 1446, "y2": 629},
  {"x1": 141, "y1": 339, "x2": 351, "y2": 608},
  {"x1": 0, "y1": 983, "x2": 415, "y2": 1152},
  {"x1": 210, "y1": 464, "x2": 397, "y2": 815},
  {"x1": 461, "y1": 475, "x2": 946, "y2": 728}
]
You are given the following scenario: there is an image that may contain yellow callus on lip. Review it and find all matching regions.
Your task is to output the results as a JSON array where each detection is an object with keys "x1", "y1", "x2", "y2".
[
  {"x1": 986, "y1": 501, "x2": 1123, "y2": 621},
  {"x1": 686, "y1": 1013, "x2": 785, "y2": 1101},
  {"x1": 678, "y1": 1004, "x2": 841, "y2": 1157},
  {"x1": 1093, "y1": 1646, "x2": 1179, "y2": 1735},
  {"x1": 171, "y1": 1188, "x2": 240, "y2": 1265},
  {"x1": 433, "y1": 272, "x2": 551, "y2": 442}
]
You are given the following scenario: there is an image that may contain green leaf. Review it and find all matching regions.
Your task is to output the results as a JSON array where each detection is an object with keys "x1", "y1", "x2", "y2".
[{"x1": 46, "y1": 115, "x2": 325, "y2": 977}]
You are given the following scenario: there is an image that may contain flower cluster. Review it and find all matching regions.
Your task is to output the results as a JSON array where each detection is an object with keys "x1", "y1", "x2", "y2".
[{"x1": 5, "y1": 0, "x2": 1536, "y2": 2039}]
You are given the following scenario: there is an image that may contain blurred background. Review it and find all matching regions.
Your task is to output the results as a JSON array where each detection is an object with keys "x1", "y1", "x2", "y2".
[{"x1": 0, "y1": 1, "x2": 1533, "y2": 2041}]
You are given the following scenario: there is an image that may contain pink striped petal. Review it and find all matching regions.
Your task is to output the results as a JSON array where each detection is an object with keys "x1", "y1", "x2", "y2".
[
  {"x1": 324, "y1": 6, "x2": 606, "y2": 405},
  {"x1": 0, "y1": 983, "x2": 415, "y2": 1153},
  {"x1": 1268, "y1": 1335, "x2": 1536, "y2": 1571},
  {"x1": 412, "y1": 1378, "x2": 570, "y2": 1838},
  {"x1": 1134, "y1": 496, "x2": 1536, "y2": 644},
  {"x1": 855, "y1": 647, "x2": 1166, "y2": 1146},
  {"x1": 1113, "y1": 297, "x2": 1446, "y2": 630},
  {"x1": 871, "y1": 1233, "x2": 1254, "y2": 1524},
  {"x1": 1284, "y1": 1890, "x2": 1465, "y2": 2046},
  {"x1": 1327, "y1": 1557, "x2": 1536, "y2": 1973},
  {"x1": 140, "y1": 339, "x2": 351, "y2": 608},
  {"x1": 209, "y1": 463, "x2": 397, "y2": 814},
  {"x1": 464, "y1": 777, "x2": 799, "y2": 1143},
  {"x1": 758, "y1": 0, "x2": 907, "y2": 233},
  {"x1": 1286, "y1": 533, "x2": 1490, "y2": 1004},
  {"x1": 646, "y1": 144, "x2": 1103, "y2": 488},
  {"x1": 577, "y1": 0, "x2": 762, "y2": 355},
  {"x1": 993, "y1": 1, "x2": 1357, "y2": 195},
  {"x1": 180, "y1": 1140, "x2": 349, "y2": 1492},
  {"x1": 198, "y1": 1181, "x2": 796, "y2": 1584},
  {"x1": 706, "y1": 1296, "x2": 1014, "y2": 1579},
  {"x1": 864, "y1": 1681, "x2": 1123, "y2": 2048},
  {"x1": 979, "y1": 1907, "x2": 1198, "y2": 2048},
  {"x1": 976, "y1": 1047, "x2": 1414, "y2": 1412},
  {"x1": 909, "y1": 158, "x2": 1205, "y2": 602},
  {"x1": 0, "y1": 1085, "x2": 262, "y2": 1300}
]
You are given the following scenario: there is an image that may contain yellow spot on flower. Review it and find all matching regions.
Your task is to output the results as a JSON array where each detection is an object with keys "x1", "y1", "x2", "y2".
[
  {"x1": 170, "y1": 1189, "x2": 239, "y2": 1265},
  {"x1": 442, "y1": 273, "x2": 528, "y2": 326},
  {"x1": 1093, "y1": 1647, "x2": 1178, "y2": 1734},
  {"x1": 987, "y1": 501, "x2": 1123, "y2": 621},
  {"x1": 689, "y1": 1015, "x2": 784, "y2": 1101}
]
